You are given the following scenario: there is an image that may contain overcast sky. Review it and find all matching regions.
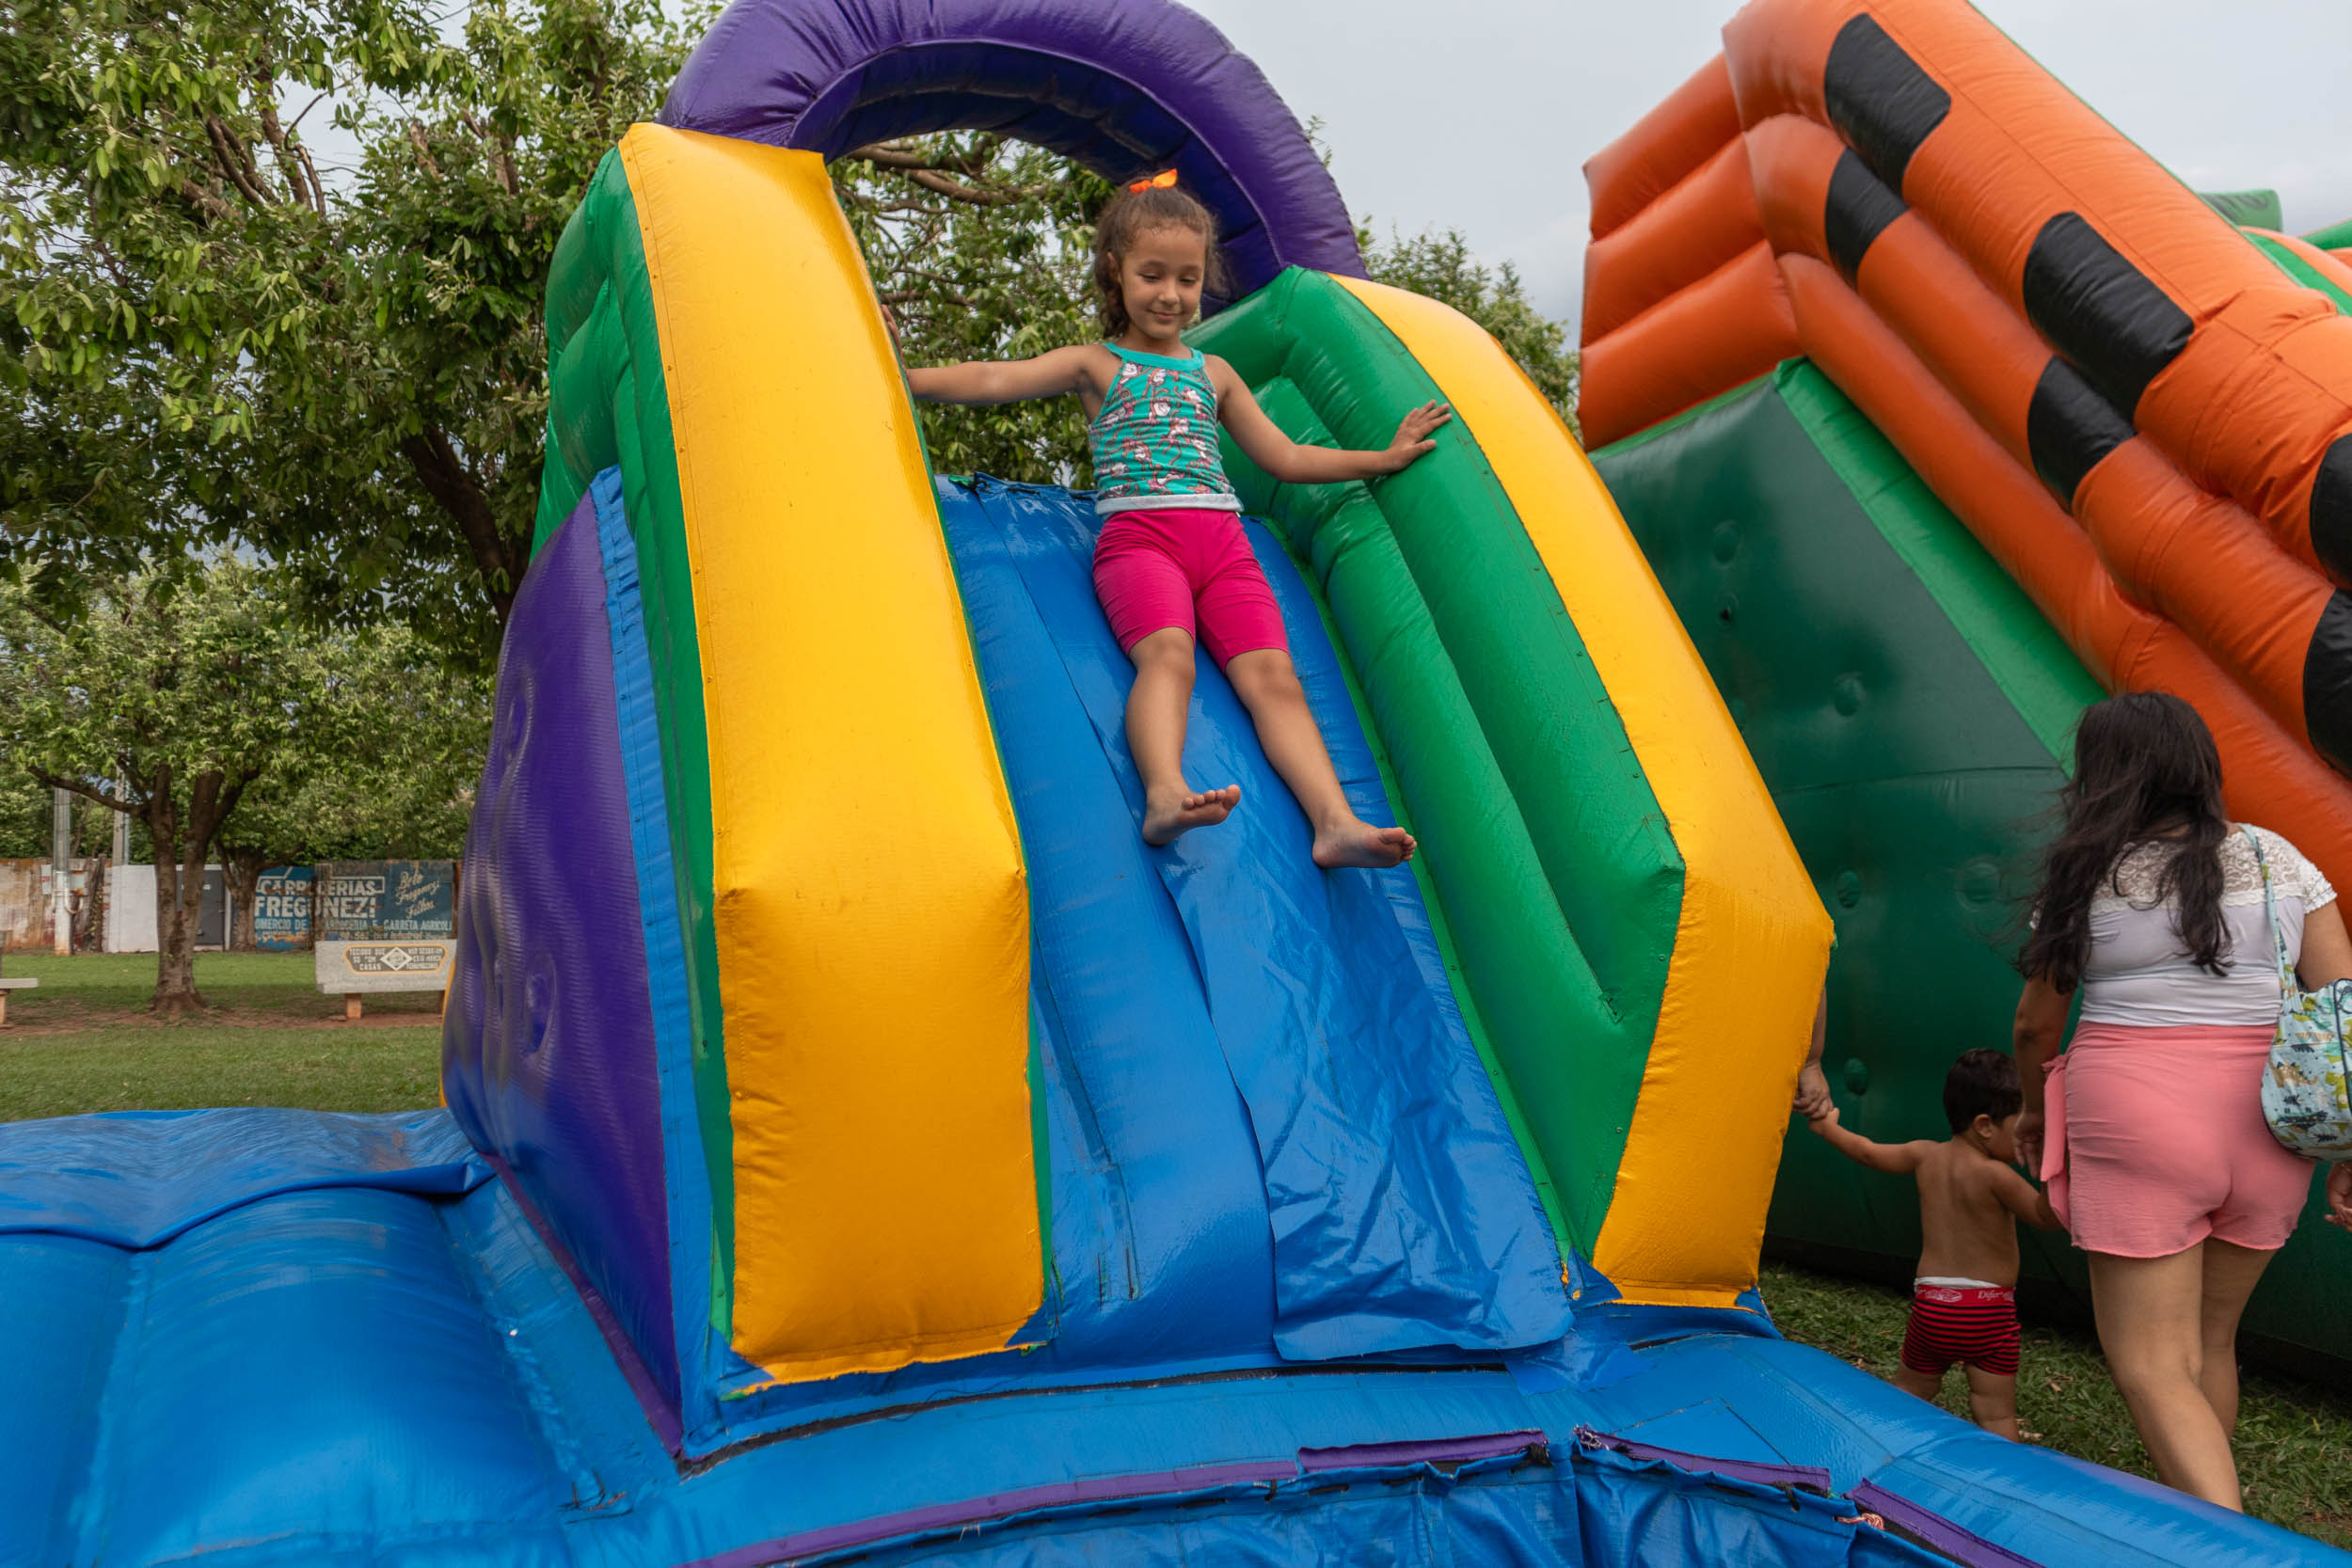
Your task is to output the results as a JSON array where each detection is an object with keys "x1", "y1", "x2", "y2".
[{"x1": 1176, "y1": 0, "x2": 2352, "y2": 330}]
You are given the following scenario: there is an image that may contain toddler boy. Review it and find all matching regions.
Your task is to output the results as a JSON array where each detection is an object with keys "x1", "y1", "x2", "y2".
[{"x1": 1807, "y1": 1049, "x2": 2062, "y2": 1438}]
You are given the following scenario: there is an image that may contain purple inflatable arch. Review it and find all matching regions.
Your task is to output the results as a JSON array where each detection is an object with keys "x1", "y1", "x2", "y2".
[{"x1": 658, "y1": 0, "x2": 1365, "y2": 306}]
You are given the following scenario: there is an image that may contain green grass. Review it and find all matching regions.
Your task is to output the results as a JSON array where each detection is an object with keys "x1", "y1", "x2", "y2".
[
  {"x1": 0, "y1": 951, "x2": 444, "y2": 1121},
  {"x1": 0, "y1": 950, "x2": 444, "y2": 1022},
  {"x1": 1762, "y1": 1260, "x2": 2352, "y2": 1547},
  {"x1": 1, "y1": 1024, "x2": 444, "y2": 1120}
]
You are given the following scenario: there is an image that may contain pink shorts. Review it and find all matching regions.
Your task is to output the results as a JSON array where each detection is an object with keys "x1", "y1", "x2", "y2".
[
  {"x1": 1092, "y1": 508, "x2": 1289, "y2": 669},
  {"x1": 2043, "y1": 1021, "x2": 2315, "y2": 1257}
]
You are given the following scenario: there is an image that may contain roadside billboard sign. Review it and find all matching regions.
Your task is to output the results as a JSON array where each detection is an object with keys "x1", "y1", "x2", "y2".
[{"x1": 314, "y1": 861, "x2": 458, "y2": 997}]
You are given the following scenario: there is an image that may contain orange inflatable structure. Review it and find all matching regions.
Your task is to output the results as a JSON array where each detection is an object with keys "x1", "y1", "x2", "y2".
[{"x1": 1581, "y1": 0, "x2": 2352, "y2": 895}]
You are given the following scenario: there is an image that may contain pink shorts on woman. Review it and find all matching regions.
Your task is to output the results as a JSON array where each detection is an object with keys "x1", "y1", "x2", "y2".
[
  {"x1": 1092, "y1": 507, "x2": 1288, "y2": 669},
  {"x1": 2043, "y1": 1021, "x2": 2315, "y2": 1256}
]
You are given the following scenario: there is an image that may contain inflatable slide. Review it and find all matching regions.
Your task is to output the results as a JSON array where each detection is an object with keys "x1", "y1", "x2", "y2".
[
  {"x1": 1580, "y1": 0, "x2": 2352, "y2": 1376},
  {"x1": 1, "y1": 0, "x2": 2344, "y2": 1563}
]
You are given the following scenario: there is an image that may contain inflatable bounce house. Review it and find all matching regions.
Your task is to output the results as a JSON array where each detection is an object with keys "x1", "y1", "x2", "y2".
[
  {"x1": 1579, "y1": 0, "x2": 2352, "y2": 1383},
  {"x1": 1, "y1": 1, "x2": 2346, "y2": 1564}
]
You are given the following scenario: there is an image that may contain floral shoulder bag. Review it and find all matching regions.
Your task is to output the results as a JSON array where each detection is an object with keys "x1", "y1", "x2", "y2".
[{"x1": 2249, "y1": 829, "x2": 2352, "y2": 1158}]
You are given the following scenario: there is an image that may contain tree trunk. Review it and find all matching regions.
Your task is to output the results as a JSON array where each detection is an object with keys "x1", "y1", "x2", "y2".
[
  {"x1": 224, "y1": 848, "x2": 266, "y2": 951},
  {"x1": 72, "y1": 855, "x2": 107, "y2": 952},
  {"x1": 399, "y1": 426, "x2": 524, "y2": 631},
  {"x1": 147, "y1": 764, "x2": 205, "y2": 1016}
]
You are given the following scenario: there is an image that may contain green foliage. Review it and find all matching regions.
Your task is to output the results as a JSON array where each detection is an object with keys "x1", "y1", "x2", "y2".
[
  {"x1": 0, "y1": 562, "x2": 313, "y2": 838},
  {"x1": 3, "y1": 4, "x2": 1572, "y2": 663},
  {"x1": 835, "y1": 135, "x2": 1116, "y2": 484},
  {"x1": 1360, "y1": 226, "x2": 1581, "y2": 440},
  {"x1": 0, "y1": 772, "x2": 125, "y2": 861},
  {"x1": 0, "y1": 0, "x2": 697, "y2": 665},
  {"x1": 0, "y1": 768, "x2": 47, "y2": 860},
  {"x1": 219, "y1": 621, "x2": 488, "y2": 866}
]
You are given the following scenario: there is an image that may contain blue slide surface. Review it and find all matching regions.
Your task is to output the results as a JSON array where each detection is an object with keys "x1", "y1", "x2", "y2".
[{"x1": 941, "y1": 475, "x2": 1572, "y2": 1364}]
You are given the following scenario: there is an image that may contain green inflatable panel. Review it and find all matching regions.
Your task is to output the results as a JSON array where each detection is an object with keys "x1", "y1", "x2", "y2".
[
  {"x1": 2199, "y1": 188, "x2": 2285, "y2": 230},
  {"x1": 1593, "y1": 360, "x2": 2352, "y2": 1375},
  {"x1": 1594, "y1": 362, "x2": 2089, "y2": 1291}
]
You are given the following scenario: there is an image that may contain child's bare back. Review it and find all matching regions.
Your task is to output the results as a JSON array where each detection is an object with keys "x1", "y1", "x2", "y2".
[{"x1": 1911, "y1": 1136, "x2": 2041, "y2": 1285}]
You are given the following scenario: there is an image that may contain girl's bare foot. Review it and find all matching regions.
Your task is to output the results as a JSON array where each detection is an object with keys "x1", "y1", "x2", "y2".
[
  {"x1": 1311, "y1": 817, "x2": 1416, "y2": 869},
  {"x1": 1142, "y1": 784, "x2": 1240, "y2": 846}
]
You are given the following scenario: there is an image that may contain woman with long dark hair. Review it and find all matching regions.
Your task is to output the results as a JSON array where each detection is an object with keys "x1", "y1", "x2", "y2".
[{"x1": 2013, "y1": 692, "x2": 2352, "y2": 1509}]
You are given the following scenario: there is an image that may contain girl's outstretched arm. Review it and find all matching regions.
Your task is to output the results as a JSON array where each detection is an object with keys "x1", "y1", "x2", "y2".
[
  {"x1": 1212, "y1": 360, "x2": 1450, "y2": 484},
  {"x1": 907, "y1": 345, "x2": 1096, "y2": 406}
]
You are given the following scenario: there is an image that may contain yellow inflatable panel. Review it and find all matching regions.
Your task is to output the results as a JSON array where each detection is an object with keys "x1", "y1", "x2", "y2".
[
  {"x1": 1336, "y1": 276, "x2": 1832, "y2": 1307},
  {"x1": 620, "y1": 124, "x2": 1039, "y2": 1382}
]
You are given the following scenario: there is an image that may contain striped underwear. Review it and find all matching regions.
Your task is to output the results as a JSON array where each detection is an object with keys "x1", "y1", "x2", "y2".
[{"x1": 1899, "y1": 1278, "x2": 2019, "y2": 1377}]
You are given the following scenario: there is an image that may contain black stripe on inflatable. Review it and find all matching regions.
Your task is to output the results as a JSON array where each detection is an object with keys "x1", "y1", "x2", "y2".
[
  {"x1": 2312, "y1": 434, "x2": 2352, "y2": 584},
  {"x1": 2021, "y1": 213, "x2": 2194, "y2": 416},
  {"x1": 1823, "y1": 13, "x2": 1951, "y2": 193},
  {"x1": 2026, "y1": 358, "x2": 2135, "y2": 504},
  {"x1": 2305, "y1": 591, "x2": 2352, "y2": 774},
  {"x1": 1824, "y1": 150, "x2": 1908, "y2": 280}
]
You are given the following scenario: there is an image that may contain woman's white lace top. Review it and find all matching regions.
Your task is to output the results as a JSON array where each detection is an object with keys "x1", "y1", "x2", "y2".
[{"x1": 2080, "y1": 826, "x2": 2336, "y2": 1028}]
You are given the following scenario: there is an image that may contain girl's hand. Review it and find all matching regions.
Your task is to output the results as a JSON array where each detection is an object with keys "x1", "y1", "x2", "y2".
[
  {"x1": 2013, "y1": 1110, "x2": 2045, "y2": 1179},
  {"x1": 1382, "y1": 401, "x2": 1453, "y2": 472},
  {"x1": 2328, "y1": 1162, "x2": 2352, "y2": 1231},
  {"x1": 1805, "y1": 1104, "x2": 1842, "y2": 1133}
]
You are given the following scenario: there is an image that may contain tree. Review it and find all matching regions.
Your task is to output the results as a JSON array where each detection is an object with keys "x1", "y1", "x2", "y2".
[
  {"x1": 1359, "y1": 227, "x2": 1581, "y2": 442},
  {"x1": 6, "y1": 20, "x2": 1575, "y2": 670},
  {"x1": 216, "y1": 623, "x2": 487, "y2": 947},
  {"x1": 0, "y1": 0, "x2": 697, "y2": 666},
  {"x1": 0, "y1": 562, "x2": 313, "y2": 1009},
  {"x1": 0, "y1": 767, "x2": 51, "y2": 861},
  {"x1": 834, "y1": 135, "x2": 1115, "y2": 485}
]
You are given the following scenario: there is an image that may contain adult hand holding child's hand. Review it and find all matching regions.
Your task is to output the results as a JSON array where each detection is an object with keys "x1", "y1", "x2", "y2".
[
  {"x1": 1792, "y1": 1059, "x2": 1834, "y2": 1121},
  {"x1": 2328, "y1": 1162, "x2": 2352, "y2": 1231},
  {"x1": 2012, "y1": 1110, "x2": 2043, "y2": 1178}
]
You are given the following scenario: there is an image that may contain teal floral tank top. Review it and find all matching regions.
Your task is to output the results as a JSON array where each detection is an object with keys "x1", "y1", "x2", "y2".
[{"x1": 1087, "y1": 343, "x2": 1240, "y2": 517}]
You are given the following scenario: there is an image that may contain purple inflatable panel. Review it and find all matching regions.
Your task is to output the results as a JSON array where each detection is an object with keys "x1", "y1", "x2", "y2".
[
  {"x1": 443, "y1": 497, "x2": 679, "y2": 1408},
  {"x1": 657, "y1": 0, "x2": 1363, "y2": 303}
]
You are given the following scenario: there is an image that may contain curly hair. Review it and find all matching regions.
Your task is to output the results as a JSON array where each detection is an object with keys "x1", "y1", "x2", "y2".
[
  {"x1": 1090, "y1": 181, "x2": 1231, "y2": 339},
  {"x1": 2015, "y1": 691, "x2": 2232, "y2": 993}
]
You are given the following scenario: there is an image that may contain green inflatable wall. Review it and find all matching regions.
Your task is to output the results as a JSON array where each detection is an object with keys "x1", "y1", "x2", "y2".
[{"x1": 1592, "y1": 360, "x2": 2351, "y2": 1375}]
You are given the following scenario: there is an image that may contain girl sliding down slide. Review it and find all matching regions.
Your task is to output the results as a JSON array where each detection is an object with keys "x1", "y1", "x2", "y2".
[{"x1": 901, "y1": 176, "x2": 1447, "y2": 865}]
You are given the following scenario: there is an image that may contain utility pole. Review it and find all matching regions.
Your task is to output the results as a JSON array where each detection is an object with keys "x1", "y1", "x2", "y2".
[
  {"x1": 112, "y1": 775, "x2": 130, "y2": 863},
  {"x1": 50, "y1": 787, "x2": 71, "y2": 957}
]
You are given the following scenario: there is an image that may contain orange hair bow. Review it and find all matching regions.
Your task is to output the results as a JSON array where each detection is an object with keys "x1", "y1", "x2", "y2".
[{"x1": 1126, "y1": 168, "x2": 1179, "y2": 193}]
